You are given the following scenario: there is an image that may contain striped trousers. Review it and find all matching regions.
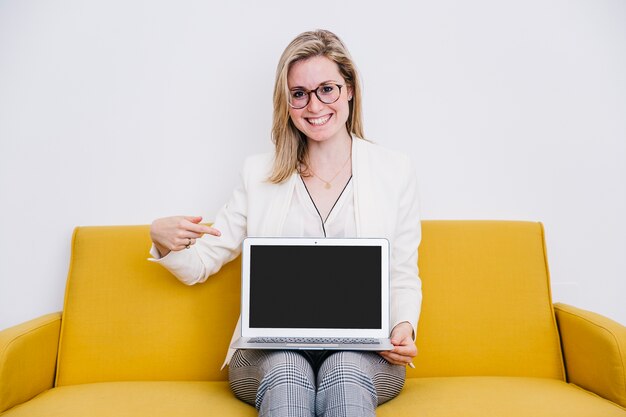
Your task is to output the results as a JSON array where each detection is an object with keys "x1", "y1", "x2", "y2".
[{"x1": 229, "y1": 349, "x2": 406, "y2": 417}]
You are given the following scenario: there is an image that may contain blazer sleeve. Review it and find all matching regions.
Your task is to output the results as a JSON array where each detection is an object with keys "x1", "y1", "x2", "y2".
[
  {"x1": 148, "y1": 162, "x2": 250, "y2": 285},
  {"x1": 389, "y1": 155, "x2": 422, "y2": 339}
]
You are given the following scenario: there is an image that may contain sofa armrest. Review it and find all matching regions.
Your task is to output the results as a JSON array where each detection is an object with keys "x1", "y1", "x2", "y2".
[
  {"x1": 554, "y1": 303, "x2": 626, "y2": 408},
  {"x1": 0, "y1": 312, "x2": 62, "y2": 413}
]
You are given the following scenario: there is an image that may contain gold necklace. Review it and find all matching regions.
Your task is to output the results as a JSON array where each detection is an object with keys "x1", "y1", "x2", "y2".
[{"x1": 307, "y1": 154, "x2": 351, "y2": 189}]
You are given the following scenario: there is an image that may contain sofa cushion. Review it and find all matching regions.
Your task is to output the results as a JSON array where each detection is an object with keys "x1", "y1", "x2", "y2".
[
  {"x1": 0, "y1": 382, "x2": 257, "y2": 417},
  {"x1": 377, "y1": 377, "x2": 626, "y2": 417},
  {"x1": 412, "y1": 221, "x2": 564, "y2": 379},
  {"x1": 56, "y1": 226, "x2": 242, "y2": 385}
]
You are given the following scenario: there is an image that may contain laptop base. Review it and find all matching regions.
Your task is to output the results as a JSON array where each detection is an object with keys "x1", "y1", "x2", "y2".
[{"x1": 231, "y1": 337, "x2": 394, "y2": 351}]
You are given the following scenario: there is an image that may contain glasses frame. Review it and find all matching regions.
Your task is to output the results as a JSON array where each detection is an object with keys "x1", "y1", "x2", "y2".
[{"x1": 288, "y1": 83, "x2": 344, "y2": 109}]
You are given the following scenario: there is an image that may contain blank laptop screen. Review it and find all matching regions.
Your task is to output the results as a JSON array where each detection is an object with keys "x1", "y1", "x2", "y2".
[{"x1": 248, "y1": 245, "x2": 382, "y2": 329}]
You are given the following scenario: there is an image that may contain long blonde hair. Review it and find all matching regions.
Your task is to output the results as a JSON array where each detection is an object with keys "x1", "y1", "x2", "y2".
[{"x1": 269, "y1": 29, "x2": 365, "y2": 183}]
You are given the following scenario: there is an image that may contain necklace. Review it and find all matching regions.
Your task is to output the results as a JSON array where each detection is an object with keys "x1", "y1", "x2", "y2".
[{"x1": 307, "y1": 153, "x2": 351, "y2": 189}]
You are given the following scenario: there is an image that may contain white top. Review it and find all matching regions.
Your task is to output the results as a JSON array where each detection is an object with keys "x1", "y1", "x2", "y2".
[{"x1": 282, "y1": 177, "x2": 356, "y2": 238}]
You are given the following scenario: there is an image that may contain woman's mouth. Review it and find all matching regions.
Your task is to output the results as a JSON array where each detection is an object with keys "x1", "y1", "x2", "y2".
[{"x1": 306, "y1": 114, "x2": 332, "y2": 126}]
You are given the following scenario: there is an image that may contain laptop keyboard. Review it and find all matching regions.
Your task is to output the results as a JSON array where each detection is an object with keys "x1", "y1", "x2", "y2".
[{"x1": 249, "y1": 337, "x2": 380, "y2": 345}]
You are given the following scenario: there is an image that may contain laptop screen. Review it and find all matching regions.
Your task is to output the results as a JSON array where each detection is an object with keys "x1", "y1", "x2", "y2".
[{"x1": 249, "y1": 244, "x2": 382, "y2": 329}]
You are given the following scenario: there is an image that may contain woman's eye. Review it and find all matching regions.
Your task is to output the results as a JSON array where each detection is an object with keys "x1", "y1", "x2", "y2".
[
  {"x1": 291, "y1": 90, "x2": 305, "y2": 99},
  {"x1": 320, "y1": 85, "x2": 335, "y2": 94}
]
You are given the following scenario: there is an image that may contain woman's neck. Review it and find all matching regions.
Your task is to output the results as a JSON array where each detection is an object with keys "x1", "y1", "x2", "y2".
[{"x1": 305, "y1": 133, "x2": 352, "y2": 169}]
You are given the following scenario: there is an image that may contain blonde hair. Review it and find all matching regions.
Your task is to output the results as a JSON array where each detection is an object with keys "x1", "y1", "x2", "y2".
[{"x1": 269, "y1": 29, "x2": 365, "y2": 183}]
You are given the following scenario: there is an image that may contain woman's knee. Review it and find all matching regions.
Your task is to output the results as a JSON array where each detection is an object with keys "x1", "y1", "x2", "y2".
[
  {"x1": 316, "y1": 352, "x2": 378, "y2": 416},
  {"x1": 229, "y1": 350, "x2": 263, "y2": 406},
  {"x1": 317, "y1": 351, "x2": 406, "y2": 405},
  {"x1": 317, "y1": 351, "x2": 377, "y2": 394},
  {"x1": 256, "y1": 351, "x2": 316, "y2": 405},
  {"x1": 230, "y1": 350, "x2": 316, "y2": 411}
]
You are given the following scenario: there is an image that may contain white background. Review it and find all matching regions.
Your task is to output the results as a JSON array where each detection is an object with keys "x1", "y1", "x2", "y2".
[{"x1": 1, "y1": 0, "x2": 625, "y2": 330}]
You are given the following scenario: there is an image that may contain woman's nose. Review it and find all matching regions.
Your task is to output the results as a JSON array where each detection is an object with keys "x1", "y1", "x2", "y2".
[{"x1": 306, "y1": 92, "x2": 324, "y2": 113}]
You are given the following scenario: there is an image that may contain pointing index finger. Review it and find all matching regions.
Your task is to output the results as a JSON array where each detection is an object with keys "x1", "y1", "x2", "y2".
[{"x1": 192, "y1": 224, "x2": 221, "y2": 236}]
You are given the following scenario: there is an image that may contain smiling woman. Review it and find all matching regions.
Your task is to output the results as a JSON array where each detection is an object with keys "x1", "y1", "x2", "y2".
[
  {"x1": 287, "y1": 57, "x2": 352, "y2": 142},
  {"x1": 269, "y1": 29, "x2": 365, "y2": 185},
  {"x1": 287, "y1": 56, "x2": 355, "y2": 220},
  {"x1": 148, "y1": 29, "x2": 422, "y2": 417}
]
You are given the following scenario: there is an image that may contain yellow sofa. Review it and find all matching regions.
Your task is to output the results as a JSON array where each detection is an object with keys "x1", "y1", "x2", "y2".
[{"x1": 1, "y1": 221, "x2": 625, "y2": 416}]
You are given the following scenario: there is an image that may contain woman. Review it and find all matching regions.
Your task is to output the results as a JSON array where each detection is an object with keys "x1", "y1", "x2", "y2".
[{"x1": 149, "y1": 29, "x2": 421, "y2": 416}]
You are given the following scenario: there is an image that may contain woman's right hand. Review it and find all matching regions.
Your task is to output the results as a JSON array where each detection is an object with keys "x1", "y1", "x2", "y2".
[{"x1": 150, "y1": 216, "x2": 221, "y2": 257}]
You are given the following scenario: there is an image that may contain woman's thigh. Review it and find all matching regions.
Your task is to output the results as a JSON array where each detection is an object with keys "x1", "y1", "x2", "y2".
[
  {"x1": 317, "y1": 351, "x2": 406, "y2": 406},
  {"x1": 228, "y1": 349, "x2": 316, "y2": 409}
]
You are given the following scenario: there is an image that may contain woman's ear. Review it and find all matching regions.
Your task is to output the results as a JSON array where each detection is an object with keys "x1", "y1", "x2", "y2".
[{"x1": 347, "y1": 85, "x2": 353, "y2": 101}]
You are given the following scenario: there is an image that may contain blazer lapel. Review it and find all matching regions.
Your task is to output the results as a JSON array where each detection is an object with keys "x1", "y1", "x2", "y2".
[
  {"x1": 260, "y1": 172, "x2": 297, "y2": 236},
  {"x1": 353, "y1": 139, "x2": 386, "y2": 238}
]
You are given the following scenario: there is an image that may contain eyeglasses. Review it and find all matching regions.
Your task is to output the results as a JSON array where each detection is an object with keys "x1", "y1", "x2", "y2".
[{"x1": 288, "y1": 83, "x2": 344, "y2": 109}]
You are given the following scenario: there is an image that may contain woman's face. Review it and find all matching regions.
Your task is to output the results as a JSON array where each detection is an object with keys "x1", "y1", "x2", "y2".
[{"x1": 287, "y1": 56, "x2": 352, "y2": 145}]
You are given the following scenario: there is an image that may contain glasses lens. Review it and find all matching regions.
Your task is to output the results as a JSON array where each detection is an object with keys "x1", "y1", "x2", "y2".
[
  {"x1": 316, "y1": 84, "x2": 341, "y2": 104},
  {"x1": 289, "y1": 90, "x2": 309, "y2": 109}
]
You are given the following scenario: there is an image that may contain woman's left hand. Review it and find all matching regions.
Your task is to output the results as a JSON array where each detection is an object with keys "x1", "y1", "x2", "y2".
[{"x1": 378, "y1": 322, "x2": 417, "y2": 366}]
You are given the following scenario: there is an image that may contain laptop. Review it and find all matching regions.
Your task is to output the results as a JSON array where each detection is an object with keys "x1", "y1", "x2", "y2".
[{"x1": 231, "y1": 237, "x2": 394, "y2": 351}]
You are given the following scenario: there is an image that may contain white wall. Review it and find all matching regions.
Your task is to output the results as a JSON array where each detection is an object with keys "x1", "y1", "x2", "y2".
[{"x1": 1, "y1": 0, "x2": 625, "y2": 330}]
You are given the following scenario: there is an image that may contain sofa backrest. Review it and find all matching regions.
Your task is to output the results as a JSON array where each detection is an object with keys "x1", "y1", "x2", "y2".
[
  {"x1": 55, "y1": 221, "x2": 565, "y2": 385},
  {"x1": 56, "y1": 225, "x2": 242, "y2": 385},
  {"x1": 410, "y1": 221, "x2": 564, "y2": 379}
]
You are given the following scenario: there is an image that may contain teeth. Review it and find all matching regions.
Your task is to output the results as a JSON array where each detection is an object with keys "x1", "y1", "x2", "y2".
[{"x1": 308, "y1": 115, "x2": 331, "y2": 126}]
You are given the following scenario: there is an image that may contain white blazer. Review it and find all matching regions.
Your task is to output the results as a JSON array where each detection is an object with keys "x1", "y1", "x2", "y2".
[{"x1": 151, "y1": 138, "x2": 422, "y2": 368}]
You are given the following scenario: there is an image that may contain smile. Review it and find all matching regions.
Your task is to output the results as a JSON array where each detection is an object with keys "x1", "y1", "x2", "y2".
[{"x1": 306, "y1": 114, "x2": 332, "y2": 126}]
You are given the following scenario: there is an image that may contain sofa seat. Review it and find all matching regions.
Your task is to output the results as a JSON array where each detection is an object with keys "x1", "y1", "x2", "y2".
[
  {"x1": 2, "y1": 377, "x2": 624, "y2": 417},
  {"x1": 379, "y1": 376, "x2": 626, "y2": 417},
  {"x1": 0, "y1": 381, "x2": 257, "y2": 417}
]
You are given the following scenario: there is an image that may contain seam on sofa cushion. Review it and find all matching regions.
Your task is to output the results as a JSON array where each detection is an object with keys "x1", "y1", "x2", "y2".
[
  {"x1": 539, "y1": 222, "x2": 567, "y2": 381},
  {"x1": 570, "y1": 383, "x2": 626, "y2": 412},
  {"x1": 55, "y1": 226, "x2": 80, "y2": 387}
]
